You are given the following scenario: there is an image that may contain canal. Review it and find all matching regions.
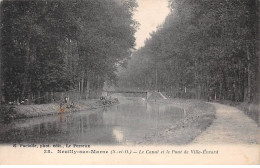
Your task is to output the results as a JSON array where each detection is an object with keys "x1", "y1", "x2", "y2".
[{"x1": 0, "y1": 96, "x2": 185, "y2": 144}]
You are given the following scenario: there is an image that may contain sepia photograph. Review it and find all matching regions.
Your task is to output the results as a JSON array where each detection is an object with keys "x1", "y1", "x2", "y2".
[{"x1": 0, "y1": 0, "x2": 259, "y2": 165}]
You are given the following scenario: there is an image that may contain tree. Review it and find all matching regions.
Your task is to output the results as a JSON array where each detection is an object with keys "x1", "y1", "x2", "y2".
[
  {"x1": 1, "y1": 0, "x2": 138, "y2": 102},
  {"x1": 119, "y1": 0, "x2": 259, "y2": 103}
]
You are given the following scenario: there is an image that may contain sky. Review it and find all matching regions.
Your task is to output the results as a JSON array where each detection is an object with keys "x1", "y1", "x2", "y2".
[{"x1": 133, "y1": 0, "x2": 170, "y2": 49}]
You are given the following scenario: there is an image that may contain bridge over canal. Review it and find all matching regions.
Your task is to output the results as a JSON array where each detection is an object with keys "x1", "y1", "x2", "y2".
[
  {"x1": 105, "y1": 90, "x2": 150, "y2": 99},
  {"x1": 104, "y1": 90, "x2": 167, "y2": 100}
]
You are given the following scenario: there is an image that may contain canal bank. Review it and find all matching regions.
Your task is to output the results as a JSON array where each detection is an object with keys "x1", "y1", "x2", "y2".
[
  {"x1": 0, "y1": 98, "x2": 118, "y2": 121},
  {"x1": 137, "y1": 98, "x2": 216, "y2": 145}
]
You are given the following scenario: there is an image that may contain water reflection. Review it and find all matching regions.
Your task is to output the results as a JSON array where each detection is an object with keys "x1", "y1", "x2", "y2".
[
  {"x1": 0, "y1": 97, "x2": 185, "y2": 144},
  {"x1": 112, "y1": 127, "x2": 124, "y2": 142}
]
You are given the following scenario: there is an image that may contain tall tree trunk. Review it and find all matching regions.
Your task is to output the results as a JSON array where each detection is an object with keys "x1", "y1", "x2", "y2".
[
  {"x1": 155, "y1": 63, "x2": 158, "y2": 91},
  {"x1": 257, "y1": 0, "x2": 260, "y2": 104},
  {"x1": 86, "y1": 79, "x2": 90, "y2": 99},
  {"x1": 81, "y1": 70, "x2": 84, "y2": 98},
  {"x1": 255, "y1": 0, "x2": 260, "y2": 105},
  {"x1": 256, "y1": 49, "x2": 260, "y2": 104},
  {"x1": 243, "y1": 67, "x2": 248, "y2": 102},
  {"x1": 84, "y1": 69, "x2": 91, "y2": 99},
  {"x1": 246, "y1": 44, "x2": 251, "y2": 102},
  {"x1": 221, "y1": 70, "x2": 228, "y2": 100},
  {"x1": 194, "y1": 60, "x2": 199, "y2": 99},
  {"x1": 0, "y1": 8, "x2": 2, "y2": 105},
  {"x1": 37, "y1": 91, "x2": 40, "y2": 104}
]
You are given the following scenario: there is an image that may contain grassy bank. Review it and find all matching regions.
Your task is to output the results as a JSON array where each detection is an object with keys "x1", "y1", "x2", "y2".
[
  {"x1": 139, "y1": 99, "x2": 216, "y2": 145},
  {"x1": 0, "y1": 99, "x2": 118, "y2": 121}
]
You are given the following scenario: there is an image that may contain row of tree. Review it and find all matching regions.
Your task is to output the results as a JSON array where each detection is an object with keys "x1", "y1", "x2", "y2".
[
  {"x1": 0, "y1": 0, "x2": 137, "y2": 103},
  {"x1": 119, "y1": 0, "x2": 259, "y2": 102}
]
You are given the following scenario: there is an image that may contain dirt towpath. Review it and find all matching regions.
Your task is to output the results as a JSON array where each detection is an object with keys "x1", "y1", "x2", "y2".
[{"x1": 193, "y1": 103, "x2": 259, "y2": 144}]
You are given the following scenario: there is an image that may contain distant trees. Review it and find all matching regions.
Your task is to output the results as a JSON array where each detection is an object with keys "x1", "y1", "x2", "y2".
[
  {"x1": 0, "y1": 0, "x2": 137, "y2": 103},
  {"x1": 119, "y1": 0, "x2": 259, "y2": 103}
]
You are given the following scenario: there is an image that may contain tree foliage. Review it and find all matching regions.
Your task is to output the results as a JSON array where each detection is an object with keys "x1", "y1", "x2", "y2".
[
  {"x1": 0, "y1": 0, "x2": 137, "y2": 102},
  {"x1": 119, "y1": 0, "x2": 258, "y2": 102}
]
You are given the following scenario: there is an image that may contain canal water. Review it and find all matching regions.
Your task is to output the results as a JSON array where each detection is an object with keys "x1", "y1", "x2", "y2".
[{"x1": 0, "y1": 97, "x2": 185, "y2": 144}]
